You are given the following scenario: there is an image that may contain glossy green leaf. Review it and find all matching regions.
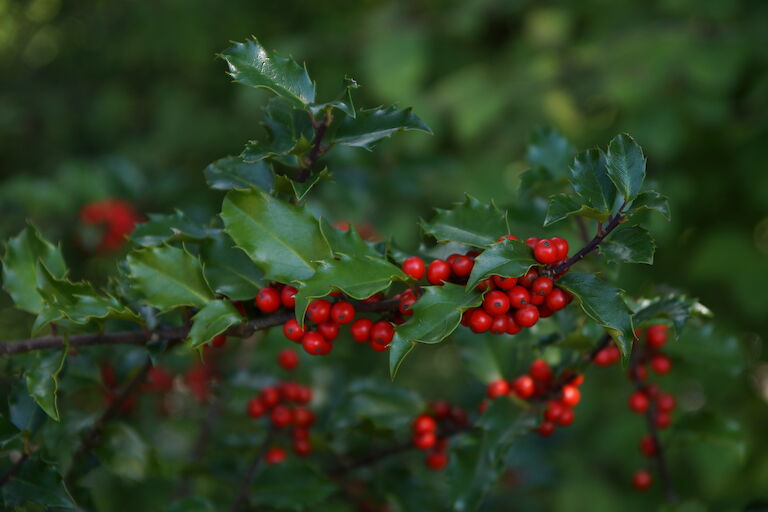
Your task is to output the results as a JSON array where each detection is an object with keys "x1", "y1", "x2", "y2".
[
  {"x1": 544, "y1": 193, "x2": 612, "y2": 226},
  {"x1": 221, "y1": 188, "x2": 331, "y2": 282},
  {"x1": 605, "y1": 133, "x2": 646, "y2": 202},
  {"x1": 250, "y1": 461, "x2": 335, "y2": 509},
  {"x1": 8, "y1": 381, "x2": 46, "y2": 434},
  {"x1": 465, "y1": 240, "x2": 536, "y2": 291},
  {"x1": 633, "y1": 295, "x2": 712, "y2": 339},
  {"x1": 0, "y1": 412, "x2": 19, "y2": 447},
  {"x1": 2, "y1": 224, "x2": 67, "y2": 314},
  {"x1": 331, "y1": 105, "x2": 431, "y2": 150},
  {"x1": 556, "y1": 272, "x2": 635, "y2": 358},
  {"x1": 456, "y1": 332, "x2": 503, "y2": 383},
  {"x1": 309, "y1": 76, "x2": 358, "y2": 119},
  {"x1": 599, "y1": 225, "x2": 656, "y2": 264},
  {"x1": 332, "y1": 379, "x2": 423, "y2": 431},
  {"x1": 389, "y1": 333, "x2": 416, "y2": 379},
  {"x1": 220, "y1": 38, "x2": 315, "y2": 107},
  {"x1": 187, "y1": 300, "x2": 243, "y2": 349},
  {"x1": 294, "y1": 254, "x2": 406, "y2": 324},
  {"x1": 241, "y1": 98, "x2": 308, "y2": 162},
  {"x1": 422, "y1": 195, "x2": 510, "y2": 248},
  {"x1": 319, "y1": 218, "x2": 381, "y2": 258},
  {"x1": 1, "y1": 458, "x2": 76, "y2": 509},
  {"x1": 569, "y1": 149, "x2": 617, "y2": 212},
  {"x1": 95, "y1": 422, "x2": 149, "y2": 480},
  {"x1": 628, "y1": 190, "x2": 671, "y2": 219},
  {"x1": 288, "y1": 167, "x2": 330, "y2": 200},
  {"x1": 126, "y1": 246, "x2": 214, "y2": 311},
  {"x1": 526, "y1": 126, "x2": 576, "y2": 177},
  {"x1": 204, "y1": 156, "x2": 275, "y2": 192},
  {"x1": 131, "y1": 210, "x2": 209, "y2": 247},
  {"x1": 24, "y1": 348, "x2": 67, "y2": 421},
  {"x1": 200, "y1": 232, "x2": 263, "y2": 300},
  {"x1": 396, "y1": 283, "x2": 482, "y2": 344}
]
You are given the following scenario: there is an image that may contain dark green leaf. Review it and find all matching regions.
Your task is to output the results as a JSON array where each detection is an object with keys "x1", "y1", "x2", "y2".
[
  {"x1": 456, "y1": 332, "x2": 503, "y2": 383},
  {"x1": 674, "y1": 411, "x2": 745, "y2": 462},
  {"x1": 2, "y1": 224, "x2": 67, "y2": 314},
  {"x1": 242, "y1": 98, "x2": 308, "y2": 162},
  {"x1": 605, "y1": 133, "x2": 646, "y2": 202},
  {"x1": 544, "y1": 193, "x2": 612, "y2": 226},
  {"x1": 287, "y1": 166, "x2": 330, "y2": 200},
  {"x1": 319, "y1": 218, "x2": 381, "y2": 259},
  {"x1": 396, "y1": 283, "x2": 482, "y2": 344},
  {"x1": 166, "y1": 497, "x2": 215, "y2": 512},
  {"x1": 200, "y1": 232, "x2": 264, "y2": 300},
  {"x1": 331, "y1": 105, "x2": 431, "y2": 150},
  {"x1": 8, "y1": 381, "x2": 46, "y2": 433},
  {"x1": 628, "y1": 190, "x2": 671, "y2": 220},
  {"x1": 126, "y1": 246, "x2": 214, "y2": 310},
  {"x1": 294, "y1": 254, "x2": 406, "y2": 323},
  {"x1": 633, "y1": 294, "x2": 711, "y2": 337},
  {"x1": 204, "y1": 156, "x2": 275, "y2": 192},
  {"x1": 24, "y1": 348, "x2": 67, "y2": 421},
  {"x1": 187, "y1": 300, "x2": 243, "y2": 349},
  {"x1": 599, "y1": 225, "x2": 656, "y2": 264},
  {"x1": 389, "y1": 333, "x2": 416, "y2": 379},
  {"x1": 526, "y1": 127, "x2": 576, "y2": 176},
  {"x1": 221, "y1": 188, "x2": 332, "y2": 282},
  {"x1": 422, "y1": 195, "x2": 510, "y2": 248},
  {"x1": 220, "y1": 38, "x2": 315, "y2": 107},
  {"x1": 569, "y1": 149, "x2": 617, "y2": 212},
  {"x1": 465, "y1": 240, "x2": 536, "y2": 291},
  {"x1": 1, "y1": 458, "x2": 76, "y2": 509},
  {"x1": 131, "y1": 210, "x2": 209, "y2": 247},
  {"x1": 250, "y1": 461, "x2": 335, "y2": 509},
  {"x1": 332, "y1": 379, "x2": 423, "y2": 430},
  {"x1": 556, "y1": 272, "x2": 635, "y2": 358},
  {"x1": 0, "y1": 412, "x2": 19, "y2": 447},
  {"x1": 94, "y1": 422, "x2": 149, "y2": 480}
]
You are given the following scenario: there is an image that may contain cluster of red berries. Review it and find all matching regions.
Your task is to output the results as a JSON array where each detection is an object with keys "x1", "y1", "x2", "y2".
[
  {"x1": 479, "y1": 359, "x2": 584, "y2": 436},
  {"x1": 246, "y1": 381, "x2": 315, "y2": 464},
  {"x1": 410, "y1": 401, "x2": 469, "y2": 470},
  {"x1": 79, "y1": 199, "x2": 141, "y2": 253}
]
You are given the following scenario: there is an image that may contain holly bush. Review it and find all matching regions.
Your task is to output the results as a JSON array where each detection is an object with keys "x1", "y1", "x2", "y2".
[{"x1": 0, "y1": 36, "x2": 756, "y2": 512}]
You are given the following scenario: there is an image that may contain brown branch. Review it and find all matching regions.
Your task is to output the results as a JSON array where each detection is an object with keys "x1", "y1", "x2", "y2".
[
  {"x1": 296, "y1": 110, "x2": 332, "y2": 183},
  {"x1": 0, "y1": 299, "x2": 400, "y2": 357},
  {"x1": 228, "y1": 428, "x2": 275, "y2": 512}
]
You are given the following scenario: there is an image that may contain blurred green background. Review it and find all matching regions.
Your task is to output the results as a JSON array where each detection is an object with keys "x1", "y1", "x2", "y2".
[{"x1": 0, "y1": 0, "x2": 766, "y2": 509}]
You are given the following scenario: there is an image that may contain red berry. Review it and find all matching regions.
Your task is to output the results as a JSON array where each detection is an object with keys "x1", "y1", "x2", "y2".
[
  {"x1": 537, "y1": 421, "x2": 555, "y2": 437},
  {"x1": 425, "y1": 450, "x2": 448, "y2": 470},
  {"x1": 628, "y1": 391, "x2": 649, "y2": 413},
  {"x1": 427, "y1": 259, "x2": 451, "y2": 285},
  {"x1": 524, "y1": 237, "x2": 539, "y2": 249},
  {"x1": 369, "y1": 340, "x2": 389, "y2": 352},
  {"x1": 282, "y1": 319, "x2": 305, "y2": 342},
  {"x1": 292, "y1": 427, "x2": 309, "y2": 441},
  {"x1": 475, "y1": 278, "x2": 492, "y2": 291},
  {"x1": 306, "y1": 299, "x2": 331, "y2": 324},
  {"x1": 529, "y1": 359, "x2": 553, "y2": 382},
  {"x1": 656, "y1": 393, "x2": 676, "y2": 412},
  {"x1": 515, "y1": 305, "x2": 539, "y2": 328},
  {"x1": 261, "y1": 387, "x2": 280, "y2": 408},
  {"x1": 513, "y1": 375, "x2": 535, "y2": 398},
  {"x1": 646, "y1": 324, "x2": 668, "y2": 348},
  {"x1": 399, "y1": 294, "x2": 417, "y2": 316},
  {"x1": 293, "y1": 438, "x2": 312, "y2": 456},
  {"x1": 402, "y1": 256, "x2": 426, "y2": 280},
  {"x1": 430, "y1": 401, "x2": 450, "y2": 418},
  {"x1": 450, "y1": 407, "x2": 468, "y2": 426},
  {"x1": 483, "y1": 290, "x2": 510, "y2": 315},
  {"x1": 330, "y1": 301, "x2": 355, "y2": 324},
  {"x1": 507, "y1": 286, "x2": 531, "y2": 308},
  {"x1": 317, "y1": 321, "x2": 339, "y2": 341},
  {"x1": 557, "y1": 406, "x2": 575, "y2": 426},
  {"x1": 211, "y1": 335, "x2": 227, "y2": 347},
  {"x1": 561, "y1": 385, "x2": 581, "y2": 407},
  {"x1": 518, "y1": 268, "x2": 538, "y2": 288},
  {"x1": 446, "y1": 253, "x2": 461, "y2": 265},
  {"x1": 350, "y1": 318, "x2": 373, "y2": 342},
  {"x1": 492, "y1": 275, "x2": 518, "y2": 290},
  {"x1": 264, "y1": 447, "x2": 286, "y2": 465},
  {"x1": 413, "y1": 431, "x2": 437, "y2": 450},
  {"x1": 301, "y1": 331, "x2": 331, "y2": 356},
  {"x1": 545, "y1": 288, "x2": 567, "y2": 311},
  {"x1": 487, "y1": 378, "x2": 511, "y2": 399},
  {"x1": 650, "y1": 354, "x2": 671, "y2": 375},
  {"x1": 293, "y1": 407, "x2": 315, "y2": 428},
  {"x1": 489, "y1": 314, "x2": 509, "y2": 335},
  {"x1": 544, "y1": 401, "x2": 564, "y2": 422},
  {"x1": 281, "y1": 285, "x2": 297, "y2": 308},
  {"x1": 530, "y1": 293, "x2": 545, "y2": 306},
  {"x1": 247, "y1": 398, "x2": 266, "y2": 418},
  {"x1": 451, "y1": 255, "x2": 474, "y2": 278},
  {"x1": 296, "y1": 386, "x2": 312, "y2": 404},
  {"x1": 655, "y1": 411, "x2": 672, "y2": 429},
  {"x1": 533, "y1": 239, "x2": 559, "y2": 264},
  {"x1": 279, "y1": 382, "x2": 301, "y2": 402},
  {"x1": 531, "y1": 277, "x2": 554, "y2": 297},
  {"x1": 469, "y1": 309, "x2": 492, "y2": 333},
  {"x1": 370, "y1": 321, "x2": 394, "y2": 345},
  {"x1": 640, "y1": 435, "x2": 657, "y2": 456},
  {"x1": 497, "y1": 234, "x2": 519, "y2": 242},
  {"x1": 413, "y1": 414, "x2": 437, "y2": 435},
  {"x1": 270, "y1": 405, "x2": 293, "y2": 428},
  {"x1": 593, "y1": 345, "x2": 620, "y2": 366},
  {"x1": 550, "y1": 237, "x2": 569, "y2": 260},
  {"x1": 505, "y1": 315, "x2": 521, "y2": 335},
  {"x1": 255, "y1": 287, "x2": 281, "y2": 313},
  {"x1": 632, "y1": 470, "x2": 652, "y2": 491},
  {"x1": 278, "y1": 349, "x2": 299, "y2": 370}
]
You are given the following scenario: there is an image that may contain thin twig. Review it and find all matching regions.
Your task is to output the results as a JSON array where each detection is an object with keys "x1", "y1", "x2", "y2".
[
  {"x1": 0, "y1": 452, "x2": 29, "y2": 488},
  {"x1": 297, "y1": 110, "x2": 332, "y2": 183},
  {"x1": 228, "y1": 429, "x2": 275, "y2": 512}
]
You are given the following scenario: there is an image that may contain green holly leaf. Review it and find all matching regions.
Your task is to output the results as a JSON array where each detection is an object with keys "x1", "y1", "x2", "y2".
[
  {"x1": 8, "y1": 381, "x2": 46, "y2": 434},
  {"x1": 23, "y1": 348, "x2": 67, "y2": 421},
  {"x1": 219, "y1": 38, "x2": 315, "y2": 108},
  {"x1": 0, "y1": 412, "x2": 19, "y2": 447},
  {"x1": 332, "y1": 379, "x2": 424, "y2": 431},
  {"x1": 465, "y1": 240, "x2": 536, "y2": 291},
  {"x1": 319, "y1": 218, "x2": 381, "y2": 259},
  {"x1": 294, "y1": 254, "x2": 406, "y2": 324},
  {"x1": 674, "y1": 411, "x2": 745, "y2": 462},
  {"x1": 200, "y1": 232, "x2": 264, "y2": 301},
  {"x1": 204, "y1": 156, "x2": 275, "y2": 192},
  {"x1": 221, "y1": 188, "x2": 332, "y2": 283},
  {"x1": 1, "y1": 458, "x2": 76, "y2": 509},
  {"x1": 284, "y1": 167, "x2": 331, "y2": 200},
  {"x1": 187, "y1": 300, "x2": 243, "y2": 349},
  {"x1": 556, "y1": 272, "x2": 635, "y2": 359},
  {"x1": 389, "y1": 333, "x2": 416, "y2": 380},
  {"x1": 569, "y1": 149, "x2": 617, "y2": 212},
  {"x1": 526, "y1": 126, "x2": 576, "y2": 177},
  {"x1": 250, "y1": 461, "x2": 335, "y2": 509},
  {"x1": 632, "y1": 294, "x2": 711, "y2": 337},
  {"x1": 2, "y1": 224, "x2": 67, "y2": 314},
  {"x1": 94, "y1": 422, "x2": 150, "y2": 480},
  {"x1": 126, "y1": 246, "x2": 214, "y2": 311},
  {"x1": 628, "y1": 190, "x2": 671, "y2": 220},
  {"x1": 331, "y1": 105, "x2": 431, "y2": 150},
  {"x1": 396, "y1": 283, "x2": 482, "y2": 344},
  {"x1": 605, "y1": 133, "x2": 646, "y2": 202},
  {"x1": 599, "y1": 225, "x2": 656, "y2": 264},
  {"x1": 544, "y1": 193, "x2": 612, "y2": 226},
  {"x1": 242, "y1": 98, "x2": 309, "y2": 162},
  {"x1": 422, "y1": 195, "x2": 510, "y2": 248},
  {"x1": 455, "y1": 331, "x2": 504, "y2": 384},
  {"x1": 131, "y1": 210, "x2": 210, "y2": 247},
  {"x1": 309, "y1": 76, "x2": 359, "y2": 119}
]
